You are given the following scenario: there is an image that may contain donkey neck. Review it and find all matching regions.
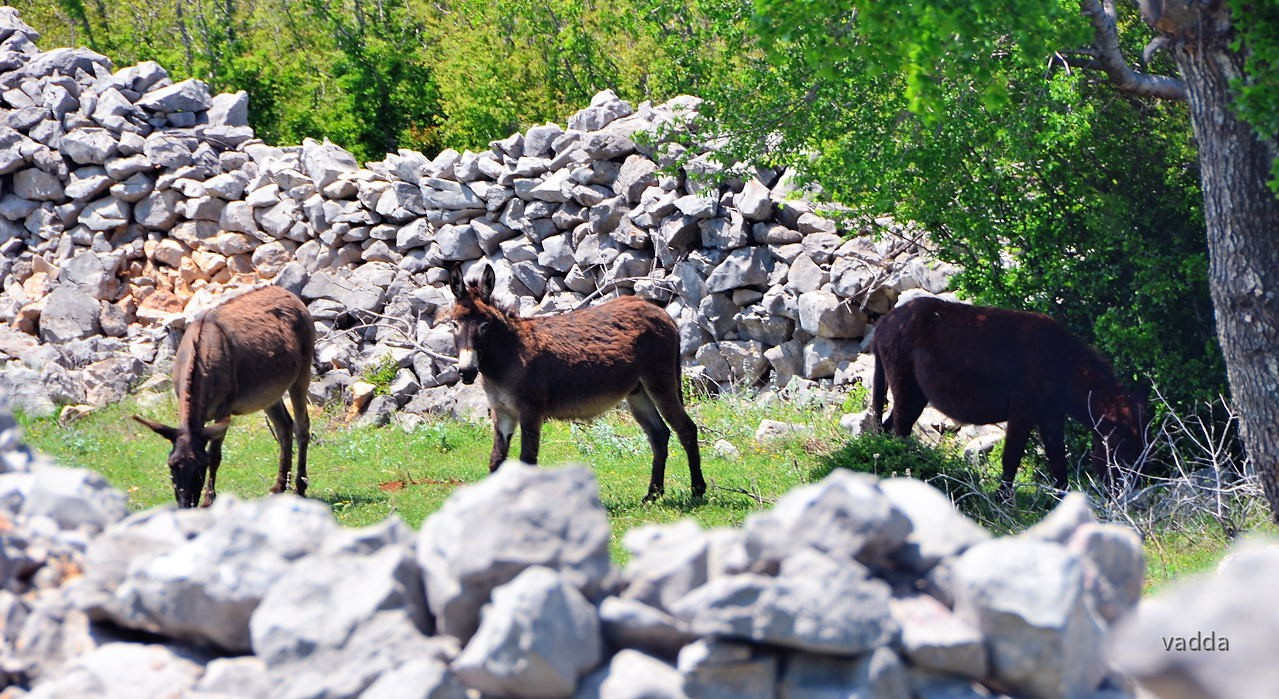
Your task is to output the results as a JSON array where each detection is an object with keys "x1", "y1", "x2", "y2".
[
  {"x1": 174, "y1": 316, "x2": 229, "y2": 431},
  {"x1": 477, "y1": 317, "x2": 528, "y2": 385}
]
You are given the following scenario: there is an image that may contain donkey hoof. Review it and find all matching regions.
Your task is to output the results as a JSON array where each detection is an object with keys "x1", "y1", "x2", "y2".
[
  {"x1": 296, "y1": 476, "x2": 309, "y2": 497},
  {"x1": 642, "y1": 487, "x2": 664, "y2": 504}
]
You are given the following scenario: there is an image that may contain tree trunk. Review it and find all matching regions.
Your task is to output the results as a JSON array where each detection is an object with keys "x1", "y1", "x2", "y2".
[{"x1": 1161, "y1": 3, "x2": 1279, "y2": 522}]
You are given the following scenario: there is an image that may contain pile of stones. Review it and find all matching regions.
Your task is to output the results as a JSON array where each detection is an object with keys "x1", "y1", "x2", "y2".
[
  {"x1": 9, "y1": 398, "x2": 1250, "y2": 699},
  {"x1": 0, "y1": 7, "x2": 959, "y2": 431}
]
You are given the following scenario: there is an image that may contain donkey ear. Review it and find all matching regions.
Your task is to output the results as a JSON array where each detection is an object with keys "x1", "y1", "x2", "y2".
[
  {"x1": 449, "y1": 263, "x2": 467, "y2": 299},
  {"x1": 479, "y1": 264, "x2": 496, "y2": 300},
  {"x1": 203, "y1": 418, "x2": 231, "y2": 442},
  {"x1": 134, "y1": 415, "x2": 179, "y2": 443}
]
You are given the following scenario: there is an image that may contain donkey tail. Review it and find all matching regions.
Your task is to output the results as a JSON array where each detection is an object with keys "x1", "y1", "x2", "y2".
[{"x1": 870, "y1": 347, "x2": 888, "y2": 433}]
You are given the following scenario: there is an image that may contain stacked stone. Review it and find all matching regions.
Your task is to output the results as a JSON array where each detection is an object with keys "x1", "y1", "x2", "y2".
[
  {"x1": 0, "y1": 7, "x2": 958, "y2": 420},
  {"x1": 0, "y1": 401, "x2": 1161, "y2": 698}
]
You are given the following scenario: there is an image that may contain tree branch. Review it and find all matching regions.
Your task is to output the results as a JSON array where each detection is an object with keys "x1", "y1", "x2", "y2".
[{"x1": 1079, "y1": 0, "x2": 1187, "y2": 100}]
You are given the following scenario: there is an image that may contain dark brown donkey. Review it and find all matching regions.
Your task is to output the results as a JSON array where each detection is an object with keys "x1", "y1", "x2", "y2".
[
  {"x1": 446, "y1": 263, "x2": 704, "y2": 502},
  {"x1": 871, "y1": 296, "x2": 1146, "y2": 492},
  {"x1": 134, "y1": 285, "x2": 315, "y2": 508}
]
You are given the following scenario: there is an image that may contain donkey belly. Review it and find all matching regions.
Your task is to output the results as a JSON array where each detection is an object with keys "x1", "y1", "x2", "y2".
[
  {"x1": 547, "y1": 389, "x2": 635, "y2": 421},
  {"x1": 227, "y1": 375, "x2": 298, "y2": 416}
]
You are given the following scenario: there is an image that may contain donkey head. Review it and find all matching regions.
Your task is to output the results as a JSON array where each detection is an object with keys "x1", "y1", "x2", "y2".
[
  {"x1": 1090, "y1": 391, "x2": 1149, "y2": 483},
  {"x1": 448, "y1": 263, "x2": 498, "y2": 385},
  {"x1": 133, "y1": 415, "x2": 230, "y2": 507}
]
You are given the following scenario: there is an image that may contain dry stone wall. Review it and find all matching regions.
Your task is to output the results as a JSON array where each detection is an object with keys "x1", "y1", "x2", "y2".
[
  {"x1": 0, "y1": 403, "x2": 1200, "y2": 699},
  {"x1": 0, "y1": 8, "x2": 959, "y2": 425},
  {"x1": 3, "y1": 403, "x2": 1274, "y2": 698}
]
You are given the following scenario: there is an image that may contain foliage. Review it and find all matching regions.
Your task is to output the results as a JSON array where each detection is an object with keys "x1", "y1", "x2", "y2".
[
  {"x1": 687, "y1": 0, "x2": 1224, "y2": 409},
  {"x1": 361, "y1": 354, "x2": 402, "y2": 396},
  {"x1": 1231, "y1": 0, "x2": 1279, "y2": 195}
]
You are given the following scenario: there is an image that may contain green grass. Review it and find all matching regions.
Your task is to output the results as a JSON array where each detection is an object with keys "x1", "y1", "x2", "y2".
[{"x1": 16, "y1": 391, "x2": 1272, "y2": 587}]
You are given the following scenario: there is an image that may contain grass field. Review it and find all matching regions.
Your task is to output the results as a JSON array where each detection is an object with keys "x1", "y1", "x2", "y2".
[{"x1": 15, "y1": 389, "x2": 1272, "y2": 589}]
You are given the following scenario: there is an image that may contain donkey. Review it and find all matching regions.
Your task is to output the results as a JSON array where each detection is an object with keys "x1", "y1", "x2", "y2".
[
  {"x1": 134, "y1": 285, "x2": 315, "y2": 508},
  {"x1": 871, "y1": 296, "x2": 1146, "y2": 492},
  {"x1": 446, "y1": 263, "x2": 704, "y2": 502}
]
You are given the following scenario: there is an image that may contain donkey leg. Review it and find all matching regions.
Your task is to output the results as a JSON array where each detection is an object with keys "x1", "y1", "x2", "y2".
[
  {"x1": 645, "y1": 380, "x2": 705, "y2": 499},
  {"x1": 1040, "y1": 418, "x2": 1070, "y2": 491},
  {"x1": 489, "y1": 410, "x2": 517, "y2": 472},
  {"x1": 628, "y1": 389, "x2": 672, "y2": 502},
  {"x1": 202, "y1": 436, "x2": 225, "y2": 508},
  {"x1": 289, "y1": 383, "x2": 311, "y2": 497},
  {"x1": 517, "y1": 414, "x2": 543, "y2": 465},
  {"x1": 265, "y1": 400, "x2": 294, "y2": 494},
  {"x1": 888, "y1": 379, "x2": 928, "y2": 437},
  {"x1": 999, "y1": 417, "x2": 1034, "y2": 497}
]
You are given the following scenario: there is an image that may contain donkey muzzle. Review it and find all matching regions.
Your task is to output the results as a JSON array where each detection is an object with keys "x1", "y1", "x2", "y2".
[{"x1": 457, "y1": 348, "x2": 479, "y2": 384}]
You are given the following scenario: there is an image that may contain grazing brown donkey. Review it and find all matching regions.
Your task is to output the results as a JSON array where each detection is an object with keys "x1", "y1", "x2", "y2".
[
  {"x1": 446, "y1": 263, "x2": 704, "y2": 502},
  {"x1": 134, "y1": 285, "x2": 315, "y2": 508},
  {"x1": 872, "y1": 296, "x2": 1146, "y2": 492}
]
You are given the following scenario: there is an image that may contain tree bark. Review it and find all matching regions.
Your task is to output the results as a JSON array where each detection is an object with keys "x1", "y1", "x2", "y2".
[{"x1": 1155, "y1": 2, "x2": 1279, "y2": 523}]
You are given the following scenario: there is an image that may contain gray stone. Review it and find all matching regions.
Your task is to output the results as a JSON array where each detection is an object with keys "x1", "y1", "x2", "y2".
[
  {"x1": 1023, "y1": 492, "x2": 1098, "y2": 543},
  {"x1": 1067, "y1": 523, "x2": 1144, "y2": 625},
  {"x1": 598, "y1": 596, "x2": 695, "y2": 661},
  {"x1": 361, "y1": 656, "x2": 468, "y2": 699},
  {"x1": 421, "y1": 178, "x2": 483, "y2": 211},
  {"x1": 249, "y1": 545, "x2": 431, "y2": 667},
  {"x1": 802, "y1": 336, "x2": 859, "y2": 380},
  {"x1": 1113, "y1": 541, "x2": 1279, "y2": 699},
  {"x1": 191, "y1": 656, "x2": 272, "y2": 697},
  {"x1": 98, "y1": 496, "x2": 337, "y2": 652},
  {"x1": 18, "y1": 464, "x2": 128, "y2": 533},
  {"x1": 879, "y1": 478, "x2": 990, "y2": 572},
  {"x1": 417, "y1": 462, "x2": 612, "y2": 643},
  {"x1": 301, "y1": 137, "x2": 359, "y2": 190},
  {"x1": 953, "y1": 538, "x2": 1107, "y2": 699},
  {"x1": 574, "y1": 649, "x2": 685, "y2": 699},
  {"x1": 777, "y1": 648, "x2": 910, "y2": 699},
  {"x1": 60, "y1": 128, "x2": 117, "y2": 165},
  {"x1": 13, "y1": 168, "x2": 62, "y2": 201},
  {"x1": 23, "y1": 642, "x2": 203, "y2": 699},
  {"x1": 135, "y1": 189, "x2": 180, "y2": 230},
  {"x1": 671, "y1": 555, "x2": 896, "y2": 654},
  {"x1": 677, "y1": 639, "x2": 775, "y2": 699},
  {"x1": 207, "y1": 90, "x2": 250, "y2": 127},
  {"x1": 435, "y1": 223, "x2": 482, "y2": 261},
  {"x1": 614, "y1": 154, "x2": 658, "y2": 203},
  {"x1": 78, "y1": 197, "x2": 130, "y2": 231},
  {"x1": 38, "y1": 287, "x2": 101, "y2": 343},
  {"x1": 621, "y1": 520, "x2": 710, "y2": 615},
  {"x1": 137, "y1": 78, "x2": 212, "y2": 113},
  {"x1": 83, "y1": 356, "x2": 145, "y2": 405},
  {"x1": 798, "y1": 290, "x2": 867, "y2": 339},
  {"x1": 569, "y1": 89, "x2": 634, "y2": 132},
  {"x1": 142, "y1": 133, "x2": 193, "y2": 169},
  {"x1": 736, "y1": 177, "x2": 773, "y2": 221},
  {"x1": 452, "y1": 566, "x2": 602, "y2": 698},
  {"x1": 64, "y1": 166, "x2": 111, "y2": 201},
  {"x1": 890, "y1": 594, "x2": 987, "y2": 679},
  {"x1": 745, "y1": 469, "x2": 912, "y2": 568},
  {"x1": 109, "y1": 172, "x2": 154, "y2": 202},
  {"x1": 705, "y1": 247, "x2": 773, "y2": 293}
]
